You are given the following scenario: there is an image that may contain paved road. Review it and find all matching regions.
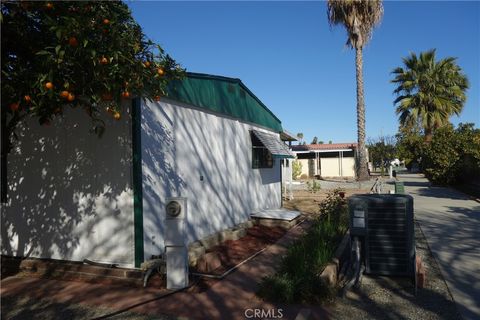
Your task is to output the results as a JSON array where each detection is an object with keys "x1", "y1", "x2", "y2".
[{"x1": 399, "y1": 174, "x2": 480, "y2": 320}]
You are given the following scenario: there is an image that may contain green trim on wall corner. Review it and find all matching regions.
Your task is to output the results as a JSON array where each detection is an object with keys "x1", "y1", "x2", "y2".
[{"x1": 132, "y1": 98, "x2": 144, "y2": 268}]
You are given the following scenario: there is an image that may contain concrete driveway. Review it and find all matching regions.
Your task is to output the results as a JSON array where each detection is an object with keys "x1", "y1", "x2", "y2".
[{"x1": 399, "y1": 174, "x2": 480, "y2": 320}]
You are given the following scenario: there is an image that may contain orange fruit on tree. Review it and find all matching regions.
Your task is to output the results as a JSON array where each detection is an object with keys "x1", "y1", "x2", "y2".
[
  {"x1": 103, "y1": 19, "x2": 110, "y2": 25},
  {"x1": 100, "y1": 57, "x2": 109, "y2": 65},
  {"x1": 102, "y1": 93, "x2": 113, "y2": 101},
  {"x1": 154, "y1": 95, "x2": 161, "y2": 101},
  {"x1": 67, "y1": 93, "x2": 75, "y2": 102},
  {"x1": 157, "y1": 67, "x2": 165, "y2": 76},
  {"x1": 45, "y1": 2, "x2": 53, "y2": 10},
  {"x1": 9, "y1": 102, "x2": 19, "y2": 112},
  {"x1": 113, "y1": 112, "x2": 121, "y2": 120},
  {"x1": 121, "y1": 91, "x2": 130, "y2": 99},
  {"x1": 60, "y1": 91, "x2": 69, "y2": 98},
  {"x1": 24, "y1": 95, "x2": 31, "y2": 103},
  {"x1": 68, "y1": 37, "x2": 78, "y2": 47},
  {"x1": 144, "y1": 61, "x2": 151, "y2": 68},
  {"x1": 45, "y1": 82, "x2": 54, "y2": 90}
]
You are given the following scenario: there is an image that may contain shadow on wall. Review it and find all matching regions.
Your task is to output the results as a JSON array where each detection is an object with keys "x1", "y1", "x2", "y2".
[
  {"x1": 1, "y1": 106, "x2": 135, "y2": 265},
  {"x1": 178, "y1": 103, "x2": 281, "y2": 243},
  {"x1": 140, "y1": 100, "x2": 281, "y2": 254},
  {"x1": 140, "y1": 102, "x2": 186, "y2": 255}
]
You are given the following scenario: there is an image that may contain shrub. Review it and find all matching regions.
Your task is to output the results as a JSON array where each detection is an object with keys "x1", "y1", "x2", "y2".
[
  {"x1": 422, "y1": 123, "x2": 480, "y2": 185},
  {"x1": 292, "y1": 160, "x2": 302, "y2": 180},
  {"x1": 258, "y1": 190, "x2": 348, "y2": 304},
  {"x1": 306, "y1": 179, "x2": 321, "y2": 193}
]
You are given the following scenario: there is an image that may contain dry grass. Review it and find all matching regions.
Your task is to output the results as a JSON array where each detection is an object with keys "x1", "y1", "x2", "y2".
[{"x1": 283, "y1": 189, "x2": 368, "y2": 215}]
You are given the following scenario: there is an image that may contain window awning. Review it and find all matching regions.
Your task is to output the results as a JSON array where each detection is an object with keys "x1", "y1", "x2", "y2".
[{"x1": 251, "y1": 130, "x2": 295, "y2": 159}]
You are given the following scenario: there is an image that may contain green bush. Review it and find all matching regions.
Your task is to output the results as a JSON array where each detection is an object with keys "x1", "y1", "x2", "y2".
[
  {"x1": 292, "y1": 160, "x2": 302, "y2": 180},
  {"x1": 258, "y1": 190, "x2": 347, "y2": 304},
  {"x1": 422, "y1": 123, "x2": 480, "y2": 185},
  {"x1": 306, "y1": 179, "x2": 321, "y2": 193}
]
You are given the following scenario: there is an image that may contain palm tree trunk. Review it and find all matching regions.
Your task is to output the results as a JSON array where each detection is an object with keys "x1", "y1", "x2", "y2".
[{"x1": 355, "y1": 47, "x2": 369, "y2": 181}]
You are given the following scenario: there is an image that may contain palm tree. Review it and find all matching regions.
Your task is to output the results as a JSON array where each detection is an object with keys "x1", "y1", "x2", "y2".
[
  {"x1": 327, "y1": 0, "x2": 383, "y2": 181},
  {"x1": 391, "y1": 49, "x2": 469, "y2": 141},
  {"x1": 296, "y1": 133, "x2": 304, "y2": 144}
]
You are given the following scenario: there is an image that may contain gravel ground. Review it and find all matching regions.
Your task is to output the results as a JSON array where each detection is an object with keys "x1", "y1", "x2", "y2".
[
  {"x1": 0, "y1": 295, "x2": 176, "y2": 320},
  {"x1": 291, "y1": 177, "x2": 395, "y2": 192},
  {"x1": 329, "y1": 221, "x2": 461, "y2": 320}
]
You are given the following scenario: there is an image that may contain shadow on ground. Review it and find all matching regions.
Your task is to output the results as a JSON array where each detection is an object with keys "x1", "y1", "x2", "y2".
[{"x1": 329, "y1": 222, "x2": 460, "y2": 320}]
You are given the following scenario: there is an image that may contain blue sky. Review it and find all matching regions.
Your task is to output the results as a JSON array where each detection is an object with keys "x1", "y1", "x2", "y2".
[{"x1": 128, "y1": 1, "x2": 480, "y2": 144}]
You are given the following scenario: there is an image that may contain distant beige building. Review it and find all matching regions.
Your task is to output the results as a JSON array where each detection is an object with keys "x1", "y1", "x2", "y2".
[{"x1": 292, "y1": 143, "x2": 364, "y2": 179}]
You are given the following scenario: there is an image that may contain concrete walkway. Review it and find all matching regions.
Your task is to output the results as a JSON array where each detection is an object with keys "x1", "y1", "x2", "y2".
[
  {"x1": 1, "y1": 218, "x2": 329, "y2": 320},
  {"x1": 399, "y1": 174, "x2": 480, "y2": 320}
]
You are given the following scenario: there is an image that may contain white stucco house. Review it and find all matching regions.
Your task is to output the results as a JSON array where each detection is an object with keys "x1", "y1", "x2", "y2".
[
  {"x1": 1, "y1": 72, "x2": 293, "y2": 268},
  {"x1": 291, "y1": 143, "x2": 359, "y2": 178}
]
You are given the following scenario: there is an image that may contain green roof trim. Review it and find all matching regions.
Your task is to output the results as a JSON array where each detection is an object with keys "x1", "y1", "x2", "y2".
[{"x1": 165, "y1": 72, "x2": 283, "y2": 132}]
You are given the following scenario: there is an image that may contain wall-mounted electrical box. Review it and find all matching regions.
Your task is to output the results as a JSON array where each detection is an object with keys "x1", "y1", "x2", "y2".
[{"x1": 165, "y1": 197, "x2": 189, "y2": 289}]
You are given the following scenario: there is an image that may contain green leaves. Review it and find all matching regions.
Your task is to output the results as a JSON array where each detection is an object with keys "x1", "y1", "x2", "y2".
[
  {"x1": 391, "y1": 49, "x2": 469, "y2": 136},
  {"x1": 421, "y1": 123, "x2": 480, "y2": 185},
  {"x1": 1, "y1": 0, "x2": 185, "y2": 151}
]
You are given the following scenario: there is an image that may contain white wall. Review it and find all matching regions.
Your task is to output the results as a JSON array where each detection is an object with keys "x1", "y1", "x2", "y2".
[
  {"x1": 1, "y1": 105, "x2": 135, "y2": 267},
  {"x1": 320, "y1": 156, "x2": 355, "y2": 177},
  {"x1": 281, "y1": 159, "x2": 292, "y2": 185},
  {"x1": 141, "y1": 99, "x2": 282, "y2": 259},
  {"x1": 298, "y1": 159, "x2": 309, "y2": 177},
  {"x1": 341, "y1": 157, "x2": 356, "y2": 177},
  {"x1": 321, "y1": 158, "x2": 340, "y2": 177}
]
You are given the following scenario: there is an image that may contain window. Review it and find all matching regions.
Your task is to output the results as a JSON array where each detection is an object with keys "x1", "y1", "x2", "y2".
[
  {"x1": 252, "y1": 146, "x2": 273, "y2": 168},
  {"x1": 251, "y1": 133, "x2": 273, "y2": 168}
]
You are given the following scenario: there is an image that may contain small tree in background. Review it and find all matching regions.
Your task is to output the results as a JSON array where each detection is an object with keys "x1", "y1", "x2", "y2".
[
  {"x1": 292, "y1": 160, "x2": 302, "y2": 180},
  {"x1": 395, "y1": 123, "x2": 425, "y2": 170},
  {"x1": 311, "y1": 136, "x2": 318, "y2": 144},
  {"x1": 296, "y1": 133, "x2": 304, "y2": 144},
  {"x1": 367, "y1": 135, "x2": 397, "y2": 175},
  {"x1": 1, "y1": 1, "x2": 184, "y2": 152}
]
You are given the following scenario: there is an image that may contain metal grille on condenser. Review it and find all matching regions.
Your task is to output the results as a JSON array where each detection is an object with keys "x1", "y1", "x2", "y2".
[{"x1": 366, "y1": 202, "x2": 409, "y2": 275}]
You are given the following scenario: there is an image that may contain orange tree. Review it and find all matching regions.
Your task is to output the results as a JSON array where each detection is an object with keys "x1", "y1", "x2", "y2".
[{"x1": 1, "y1": 1, "x2": 184, "y2": 151}]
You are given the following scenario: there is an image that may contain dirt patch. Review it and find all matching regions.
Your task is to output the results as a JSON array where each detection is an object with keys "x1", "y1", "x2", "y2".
[
  {"x1": 189, "y1": 225, "x2": 287, "y2": 292},
  {"x1": 283, "y1": 189, "x2": 367, "y2": 215},
  {"x1": 193, "y1": 225, "x2": 286, "y2": 276},
  {"x1": 214, "y1": 225, "x2": 286, "y2": 270},
  {"x1": 1, "y1": 295, "x2": 168, "y2": 320}
]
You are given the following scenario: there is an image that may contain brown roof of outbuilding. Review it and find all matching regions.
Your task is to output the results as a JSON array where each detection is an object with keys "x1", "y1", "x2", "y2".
[{"x1": 291, "y1": 143, "x2": 357, "y2": 151}]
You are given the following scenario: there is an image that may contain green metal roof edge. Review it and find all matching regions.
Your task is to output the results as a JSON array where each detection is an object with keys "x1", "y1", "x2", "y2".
[
  {"x1": 166, "y1": 72, "x2": 283, "y2": 132},
  {"x1": 185, "y1": 72, "x2": 282, "y2": 124}
]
